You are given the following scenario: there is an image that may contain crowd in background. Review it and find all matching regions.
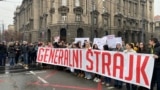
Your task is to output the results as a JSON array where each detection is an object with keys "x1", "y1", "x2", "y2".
[
  {"x1": 0, "y1": 37, "x2": 160, "y2": 90},
  {"x1": 0, "y1": 41, "x2": 38, "y2": 68}
]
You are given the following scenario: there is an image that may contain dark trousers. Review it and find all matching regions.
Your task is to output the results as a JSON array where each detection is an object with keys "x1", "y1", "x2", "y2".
[
  {"x1": 15, "y1": 53, "x2": 20, "y2": 64},
  {"x1": 138, "y1": 87, "x2": 148, "y2": 90},
  {"x1": 114, "y1": 80, "x2": 123, "y2": 87},
  {"x1": 150, "y1": 67, "x2": 160, "y2": 90},
  {"x1": 0, "y1": 54, "x2": 6, "y2": 66},
  {"x1": 126, "y1": 83, "x2": 137, "y2": 90},
  {"x1": 28, "y1": 53, "x2": 34, "y2": 65}
]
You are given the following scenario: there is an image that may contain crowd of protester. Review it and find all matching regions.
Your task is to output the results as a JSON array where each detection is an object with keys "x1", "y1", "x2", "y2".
[
  {"x1": 0, "y1": 37, "x2": 160, "y2": 90},
  {"x1": 0, "y1": 41, "x2": 38, "y2": 69}
]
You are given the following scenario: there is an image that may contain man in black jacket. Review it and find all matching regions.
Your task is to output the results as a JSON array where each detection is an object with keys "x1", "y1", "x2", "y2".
[
  {"x1": 0, "y1": 42, "x2": 7, "y2": 66},
  {"x1": 149, "y1": 38, "x2": 160, "y2": 90}
]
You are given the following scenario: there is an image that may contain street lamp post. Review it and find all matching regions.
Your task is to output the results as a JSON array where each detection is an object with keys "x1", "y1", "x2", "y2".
[
  {"x1": 141, "y1": 0, "x2": 146, "y2": 42},
  {"x1": 110, "y1": 0, "x2": 111, "y2": 34},
  {"x1": 91, "y1": 0, "x2": 94, "y2": 41}
]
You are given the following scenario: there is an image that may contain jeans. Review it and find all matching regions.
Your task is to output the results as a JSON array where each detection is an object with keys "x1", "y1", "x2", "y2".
[
  {"x1": 104, "y1": 77, "x2": 111, "y2": 84},
  {"x1": 114, "y1": 80, "x2": 123, "y2": 87},
  {"x1": 0, "y1": 54, "x2": 6, "y2": 66},
  {"x1": 150, "y1": 67, "x2": 160, "y2": 90},
  {"x1": 23, "y1": 53, "x2": 28, "y2": 65},
  {"x1": 9, "y1": 57, "x2": 15, "y2": 66},
  {"x1": 126, "y1": 83, "x2": 137, "y2": 90},
  {"x1": 84, "y1": 72, "x2": 92, "y2": 79}
]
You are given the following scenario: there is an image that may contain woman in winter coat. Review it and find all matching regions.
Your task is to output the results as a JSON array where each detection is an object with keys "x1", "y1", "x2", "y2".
[{"x1": 8, "y1": 42, "x2": 16, "y2": 66}]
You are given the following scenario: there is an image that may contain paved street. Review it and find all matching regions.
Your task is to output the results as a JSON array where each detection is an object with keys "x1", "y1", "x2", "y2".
[{"x1": 0, "y1": 67, "x2": 130, "y2": 90}]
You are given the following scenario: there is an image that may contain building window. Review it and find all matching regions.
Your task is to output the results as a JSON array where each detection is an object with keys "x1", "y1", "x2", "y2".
[
  {"x1": 149, "y1": 2, "x2": 152, "y2": 11},
  {"x1": 40, "y1": 18, "x2": 43, "y2": 28},
  {"x1": 62, "y1": 0, "x2": 67, "y2": 6},
  {"x1": 149, "y1": 2, "x2": 152, "y2": 18},
  {"x1": 150, "y1": 24, "x2": 153, "y2": 32},
  {"x1": 128, "y1": 1, "x2": 131, "y2": 15},
  {"x1": 123, "y1": 0, "x2": 126, "y2": 15},
  {"x1": 93, "y1": 4, "x2": 96, "y2": 10},
  {"x1": 105, "y1": 31, "x2": 108, "y2": 35},
  {"x1": 102, "y1": 7, "x2": 105, "y2": 13},
  {"x1": 136, "y1": 23, "x2": 138, "y2": 29},
  {"x1": 117, "y1": 0, "x2": 120, "y2": 12},
  {"x1": 104, "y1": 18, "x2": 108, "y2": 26},
  {"x1": 142, "y1": 4, "x2": 145, "y2": 17},
  {"x1": 102, "y1": 0, "x2": 106, "y2": 12},
  {"x1": 94, "y1": 17, "x2": 97, "y2": 25},
  {"x1": 118, "y1": 0, "x2": 120, "y2": 4},
  {"x1": 61, "y1": 14, "x2": 67, "y2": 22},
  {"x1": 31, "y1": 21, "x2": 33, "y2": 29},
  {"x1": 134, "y1": 3, "x2": 137, "y2": 16},
  {"x1": 94, "y1": 30, "x2": 98, "y2": 37},
  {"x1": 51, "y1": 0, "x2": 55, "y2": 8},
  {"x1": 123, "y1": 21, "x2": 126, "y2": 27},
  {"x1": 118, "y1": 19, "x2": 121, "y2": 27},
  {"x1": 75, "y1": 0, "x2": 80, "y2": 7},
  {"x1": 75, "y1": 14, "x2": 81, "y2": 22},
  {"x1": 77, "y1": 28, "x2": 84, "y2": 37},
  {"x1": 130, "y1": 22, "x2": 132, "y2": 27}
]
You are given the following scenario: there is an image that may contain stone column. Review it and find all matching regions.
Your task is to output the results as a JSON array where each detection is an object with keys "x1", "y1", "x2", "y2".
[{"x1": 32, "y1": 0, "x2": 40, "y2": 42}]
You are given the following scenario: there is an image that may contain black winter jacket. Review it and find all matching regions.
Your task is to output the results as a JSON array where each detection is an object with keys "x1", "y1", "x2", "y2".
[{"x1": 151, "y1": 43, "x2": 160, "y2": 68}]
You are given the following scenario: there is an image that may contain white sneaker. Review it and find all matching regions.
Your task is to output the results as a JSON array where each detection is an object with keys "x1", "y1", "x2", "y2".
[
  {"x1": 93, "y1": 77, "x2": 97, "y2": 82},
  {"x1": 95, "y1": 78, "x2": 101, "y2": 82},
  {"x1": 84, "y1": 76, "x2": 87, "y2": 79},
  {"x1": 25, "y1": 66, "x2": 29, "y2": 69},
  {"x1": 86, "y1": 77, "x2": 92, "y2": 80},
  {"x1": 101, "y1": 82, "x2": 105, "y2": 85},
  {"x1": 106, "y1": 83, "x2": 110, "y2": 87}
]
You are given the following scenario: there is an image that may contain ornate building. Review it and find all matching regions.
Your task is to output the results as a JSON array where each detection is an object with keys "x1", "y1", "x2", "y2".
[
  {"x1": 14, "y1": 0, "x2": 155, "y2": 43},
  {"x1": 154, "y1": 15, "x2": 160, "y2": 39}
]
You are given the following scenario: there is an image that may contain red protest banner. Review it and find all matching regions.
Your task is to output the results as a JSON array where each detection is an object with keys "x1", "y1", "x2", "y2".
[{"x1": 36, "y1": 47, "x2": 154, "y2": 89}]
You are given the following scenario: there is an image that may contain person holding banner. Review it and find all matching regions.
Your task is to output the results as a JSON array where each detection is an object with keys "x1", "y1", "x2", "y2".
[
  {"x1": 124, "y1": 43, "x2": 137, "y2": 90},
  {"x1": 149, "y1": 38, "x2": 160, "y2": 90},
  {"x1": 113, "y1": 42, "x2": 124, "y2": 89},
  {"x1": 137, "y1": 42, "x2": 147, "y2": 54},
  {"x1": 101, "y1": 44, "x2": 112, "y2": 87},
  {"x1": 84, "y1": 41, "x2": 93, "y2": 80},
  {"x1": 92, "y1": 44, "x2": 101, "y2": 82},
  {"x1": 137, "y1": 42, "x2": 149, "y2": 90},
  {"x1": 75, "y1": 41, "x2": 85, "y2": 78}
]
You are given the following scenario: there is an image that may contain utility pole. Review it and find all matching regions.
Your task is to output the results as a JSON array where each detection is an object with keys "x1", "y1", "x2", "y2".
[{"x1": 91, "y1": 0, "x2": 94, "y2": 41}]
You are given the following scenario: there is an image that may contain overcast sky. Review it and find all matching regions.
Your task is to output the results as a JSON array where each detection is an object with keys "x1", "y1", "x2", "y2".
[{"x1": 0, "y1": 0, "x2": 160, "y2": 29}]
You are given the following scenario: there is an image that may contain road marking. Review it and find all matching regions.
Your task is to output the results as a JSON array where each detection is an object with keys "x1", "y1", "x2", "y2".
[
  {"x1": 37, "y1": 76, "x2": 48, "y2": 84},
  {"x1": 29, "y1": 71, "x2": 48, "y2": 84},
  {"x1": 32, "y1": 83, "x2": 96, "y2": 90},
  {"x1": 26, "y1": 71, "x2": 46, "y2": 75},
  {"x1": 0, "y1": 75, "x2": 8, "y2": 78},
  {"x1": 29, "y1": 71, "x2": 36, "y2": 75},
  {"x1": 0, "y1": 79, "x2": 4, "y2": 83},
  {"x1": 5, "y1": 71, "x2": 9, "y2": 74}
]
